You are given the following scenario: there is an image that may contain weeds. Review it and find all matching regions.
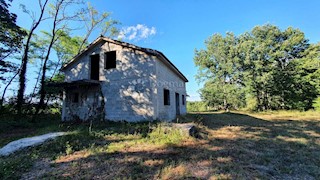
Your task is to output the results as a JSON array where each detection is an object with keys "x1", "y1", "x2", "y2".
[{"x1": 1, "y1": 111, "x2": 319, "y2": 179}]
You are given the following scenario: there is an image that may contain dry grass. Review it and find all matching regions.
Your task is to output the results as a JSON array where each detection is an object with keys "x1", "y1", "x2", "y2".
[{"x1": 1, "y1": 111, "x2": 320, "y2": 179}]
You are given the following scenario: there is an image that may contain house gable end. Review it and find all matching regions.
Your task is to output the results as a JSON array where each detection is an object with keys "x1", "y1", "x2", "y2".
[{"x1": 61, "y1": 36, "x2": 188, "y2": 83}]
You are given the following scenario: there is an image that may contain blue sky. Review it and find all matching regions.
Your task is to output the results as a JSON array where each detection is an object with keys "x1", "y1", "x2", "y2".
[{"x1": 7, "y1": 0, "x2": 320, "y2": 101}]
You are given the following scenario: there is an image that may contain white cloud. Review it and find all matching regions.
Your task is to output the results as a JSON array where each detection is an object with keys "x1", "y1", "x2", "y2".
[{"x1": 117, "y1": 24, "x2": 156, "y2": 41}]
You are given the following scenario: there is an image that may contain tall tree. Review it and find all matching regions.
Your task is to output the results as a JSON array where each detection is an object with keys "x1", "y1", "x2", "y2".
[
  {"x1": 50, "y1": 31, "x2": 84, "y2": 81},
  {"x1": 0, "y1": 0, "x2": 26, "y2": 61},
  {"x1": 16, "y1": 0, "x2": 49, "y2": 114},
  {"x1": 0, "y1": 0, "x2": 26, "y2": 109},
  {"x1": 237, "y1": 25, "x2": 310, "y2": 110},
  {"x1": 34, "y1": 0, "x2": 82, "y2": 118},
  {"x1": 194, "y1": 32, "x2": 243, "y2": 110},
  {"x1": 238, "y1": 25, "x2": 281, "y2": 110},
  {"x1": 290, "y1": 43, "x2": 320, "y2": 110},
  {"x1": 78, "y1": 2, "x2": 119, "y2": 53},
  {"x1": 34, "y1": 1, "x2": 119, "y2": 117},
  {"x1": 195, "y1": 24, "x2": 319, "y2": 111},
  {"x1": 27, "y1": 33, "x2": 49, "y2": 103}
]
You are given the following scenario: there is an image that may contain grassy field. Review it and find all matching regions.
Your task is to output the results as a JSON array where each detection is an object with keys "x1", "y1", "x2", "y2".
[{"x1": 0, "y1": 111, "x2": 319, "y2": 179}]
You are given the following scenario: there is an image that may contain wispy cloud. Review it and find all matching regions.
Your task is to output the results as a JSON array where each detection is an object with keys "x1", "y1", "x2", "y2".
[{"x1": 117, "y1": 24, "x2": 156, "y2": 41}]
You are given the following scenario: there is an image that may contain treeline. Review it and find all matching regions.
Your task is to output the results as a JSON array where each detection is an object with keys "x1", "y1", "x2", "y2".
[
  {"x1": 0, "y1": 0, "x2": 119, "y2": 118},
  {"x1": 187, "y1": 101, "x2": 208, "y2": 112},
  {"x1": 194, "y1": 24, "x2": 320, "y2": 111}
]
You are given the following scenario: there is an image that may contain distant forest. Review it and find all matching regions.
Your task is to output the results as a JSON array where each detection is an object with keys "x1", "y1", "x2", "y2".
[{"x1": 194, "y1": 24, "x2": 320, "y2": 111}]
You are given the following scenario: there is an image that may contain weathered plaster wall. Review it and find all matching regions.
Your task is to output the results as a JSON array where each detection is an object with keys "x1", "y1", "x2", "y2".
[{"x1": 155, "y1": 57, "x2": 187, "y2": 121}]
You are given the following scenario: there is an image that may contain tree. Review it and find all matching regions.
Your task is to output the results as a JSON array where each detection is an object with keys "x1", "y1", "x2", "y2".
[
  {"x1": 34, "y1": 0, "x2": 82, "y2": 118},
  {"x1": 195, "y1": 24, "x2": 319, "y2": 111},
  {"x1": 236, "y1": 25, "x2": 312, "y2": 110},
  {"x1": 33, "y1": 1, "x2": 119, "y2": 117},
  {"x1": 27, "y1": 33, "x2": 50, "y2": 103},
  {"x1": 0, "y1": 0, "x2": 27, "y2": 109},
  {"x1": 0, "y1": 0, "x2": 26, "y2": 61},
  {"x1": 50, "y1": 30, "x2": 85, "y2": 80},
  {"x1": 292, "y1": 43, "x2": 320, "y2": 110},
  {"x1": 187, "y1": 101, "x2": 208, "y2": 112},
  {"x1": 78, "y1": 2, "x2": 119, "y2": 53},
  {"x1": 194, "y1": 32, "x2": 243, "y2": 110},
  {"x1": 16, "y1": 0, "x2": 49, "y2": 114}
]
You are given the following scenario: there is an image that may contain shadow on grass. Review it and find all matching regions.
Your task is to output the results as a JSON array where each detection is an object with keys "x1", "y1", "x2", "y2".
[
  {"x1": 0, "y1": 120, "x2": 156, "y2": 179},
  {"x1": 2, "y1": 112, "x2": 320, "y2": 179},
  {"x1": 26, "y1": 112, "x2": 319, "y2": 179}
]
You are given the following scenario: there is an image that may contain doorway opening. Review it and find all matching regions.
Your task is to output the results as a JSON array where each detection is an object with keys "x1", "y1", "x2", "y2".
[{"x1": 175, "y1": 93, "x2": 180, "y2": 115}]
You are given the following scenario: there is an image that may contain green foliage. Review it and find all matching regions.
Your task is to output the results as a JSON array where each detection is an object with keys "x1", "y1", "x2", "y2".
[
  {"x1": 147, "y1": 124, "x2": 186, "y2": 145},
  {"x1": 313, "y1": 96, "x2": 320, "y2": 111},
  {"x1": 195, "y1": 32, "x2": 243, "y2": 110},
  {"x1": 78, "y1": 2, "x2": 119, "y2": 52},
  {"x1": 1, "y1": 111, "x2": 320, "y2": 179},
  {"x1": 0, "y1": 0, "x2": 26, "y2": 81},
  {"x1": 200, "y1": 81, "x2": 245, "y2": 109},
  {"x1": 187, "y1": 101, "x2": 207, "y2": 112},
  {"x1": 244, "y1": 94, "x2": 258, "y2": 111},
  {"x1": 65, "y1": 141, "x2": 73, "y2": 155},
  {"x1": 0, "y1": 0, "x2": 27, "y2": 59},
  {"x1": 53, "y1": 30, "x2": 85, "y2": 64},
  {"x1": 195, "y1": 24, "x2": 320, "y2": 111},
  {"x1": 0, "y1": 120, "x2": 188, "y2": 179},
  {"x1": 51, "y1": 73, "x2": 65, "y2": 83}
]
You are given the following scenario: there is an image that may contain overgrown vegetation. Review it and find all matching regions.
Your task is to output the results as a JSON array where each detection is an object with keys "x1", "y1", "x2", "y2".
[
  {"x1": 0, "y1": 118, "x2": 190, "y2": 179},
  {"x1": 194, "y1": 24, "x2": 320, "y2": 111},
  {"x1": 1, "y1": 111, "x2": 319, "y2": 179},
  {"x1": 187, "y1": 101, "x2": 208, "y2": 112}
]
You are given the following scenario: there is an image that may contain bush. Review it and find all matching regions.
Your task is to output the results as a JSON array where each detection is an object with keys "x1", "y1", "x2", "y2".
[
  {"x1": 187, "y1": 101, "x2": 207, "y2": 112},
  {"x1": 313, "y1": 96, "x2": 320, "y2": 111}
]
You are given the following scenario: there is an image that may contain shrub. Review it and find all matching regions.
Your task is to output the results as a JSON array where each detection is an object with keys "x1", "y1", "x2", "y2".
[
  {"x1": 187, "y1": 101, "x2": 207, "y2": 112},
  {"x1": 312, "y1": 96, "x2": 320, "y2": 111}
]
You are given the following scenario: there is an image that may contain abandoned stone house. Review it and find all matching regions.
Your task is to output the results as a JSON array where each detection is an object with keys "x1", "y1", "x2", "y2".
[{"x1": 59, "y1": 36, "x2": 188, "y2": 122}]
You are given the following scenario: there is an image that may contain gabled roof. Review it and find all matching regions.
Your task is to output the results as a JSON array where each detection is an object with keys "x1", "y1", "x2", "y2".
[{"x1": 61, "y1": 36, "x2": 188, "y2": 82}]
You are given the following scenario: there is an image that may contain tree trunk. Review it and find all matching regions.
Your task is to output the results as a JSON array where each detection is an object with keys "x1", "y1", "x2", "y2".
[
  {"x1": 17, "y1": 37, "x2": 31, "y2": 114},
  {"x1": 0, "y1": 68, "x2": 20, "y2": 110},
  {"x1": 33, "y1": 0, "x2": 62, "y2": 121},
  {"x1": 29, "y1": 59, "x2": 44, "y2": 104},
  {"x1": 16, "y1": 0, "x2": 49, "y2": 115},
  {"x1": 33, "y1": 35, "x2": 55, "y2": 121}
]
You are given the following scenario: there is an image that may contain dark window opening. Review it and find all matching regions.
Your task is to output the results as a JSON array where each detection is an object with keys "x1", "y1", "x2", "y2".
[
  {"x1": 73, "y1": 93, "x2": 79, "y2": 103},
  {"x1": 90, "y1": 54, "x2": 100, "y2": 80},
  {"x1": 182, "y1": 95, "x2": 185, "y2": 105},
  {"x1": 175, "y1": 93, "x2": 180, "y2": 115},
  {"x1": 105, "y1": 51, "x2": 116, "y2": 69},
  {"x1": 164, "y1": 89, "x2": 170, "y2": 105}
]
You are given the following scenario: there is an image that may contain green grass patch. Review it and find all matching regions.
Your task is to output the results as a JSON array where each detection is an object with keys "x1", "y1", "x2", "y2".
[
  {"x1": 0, "y1": 120, "x2": 189, "y2": 179},
  {"x1": 1, "y1": 111, "x2": 320, "y2": 179}
]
